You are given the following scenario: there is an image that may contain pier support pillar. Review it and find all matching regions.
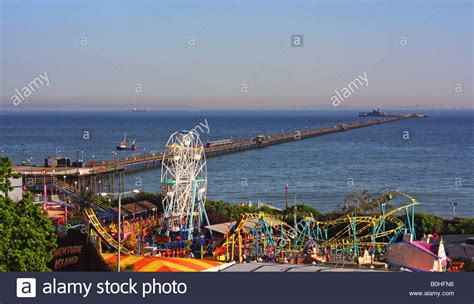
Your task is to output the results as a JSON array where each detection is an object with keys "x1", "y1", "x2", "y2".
[
  {"x1": 108, "y1": 173, "x2": 113, "y2": 193},
  {"x1": 119, "y1": 171, "x2": 125, "y2": 193}
]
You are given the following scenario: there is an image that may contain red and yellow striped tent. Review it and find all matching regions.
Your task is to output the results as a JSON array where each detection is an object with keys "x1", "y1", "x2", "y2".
[{"x1": 102, "y1": 254, "x2": 223, "y2": 272}]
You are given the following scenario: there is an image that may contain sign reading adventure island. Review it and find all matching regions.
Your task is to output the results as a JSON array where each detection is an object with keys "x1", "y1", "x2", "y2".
[{"x1": 49, "y1": 229, "x2": 108, "y2": 271}]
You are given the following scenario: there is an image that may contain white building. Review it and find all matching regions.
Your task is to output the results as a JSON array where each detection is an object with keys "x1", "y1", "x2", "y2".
[{"x1": 0, "y1": 177, "x2": 23, "y2": 202}]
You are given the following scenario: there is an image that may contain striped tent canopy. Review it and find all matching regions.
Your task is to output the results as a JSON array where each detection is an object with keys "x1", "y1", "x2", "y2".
[{"x1": 102, "y1": 254, "x2": 223, "y2": 272}]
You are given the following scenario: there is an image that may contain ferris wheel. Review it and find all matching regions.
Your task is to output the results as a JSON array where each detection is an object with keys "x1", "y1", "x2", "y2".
[{"x1": 161, "y1": 130, "x2": 210, "y2": 240}]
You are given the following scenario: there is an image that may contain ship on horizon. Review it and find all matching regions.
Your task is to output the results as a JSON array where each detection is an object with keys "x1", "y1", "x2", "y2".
[
  {"x1": 359, "y1": 108, "x2": 391, "y2": 117},
  {"x1": 132, "y1": 108, "x2": 149, "y2": 112}
]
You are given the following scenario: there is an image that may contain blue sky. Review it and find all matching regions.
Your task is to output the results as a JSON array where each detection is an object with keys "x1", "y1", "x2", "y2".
[{"x1": 0, "y1": 0, "x2": 472, "y2": 110}]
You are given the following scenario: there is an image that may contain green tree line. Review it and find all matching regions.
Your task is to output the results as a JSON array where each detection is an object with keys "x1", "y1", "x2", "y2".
[{"x1": 0, "y1": 157, "x2": 57, "y2": 271}]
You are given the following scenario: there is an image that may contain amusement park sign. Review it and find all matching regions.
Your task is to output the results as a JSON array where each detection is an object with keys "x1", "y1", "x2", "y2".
[{"x1": 52, "y1": 245, "x2": 83, "y2": 271}]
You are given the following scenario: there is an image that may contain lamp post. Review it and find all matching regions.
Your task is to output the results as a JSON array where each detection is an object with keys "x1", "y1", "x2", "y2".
[
  {"x1": 449, "y1": 202, "x2": 458, "y2": 219},
  {"x1": 51, "y1": 170, "x2": 55, "y2": 190},
  {"x1": 76, "y1": 150, "x2": 80, "y2": 179},
  {"x1": 20, "y1": 144, "x2": 25, "y2": 165},
  {"x1": 100, "y1": 189, "x2": 140, "y2": 272},
  {"x1": 91, "y1": 154, "x2": 96, "y2": 192},
  {"x1": 42, "y1": 169, "x2": 47, "y2": 211}
]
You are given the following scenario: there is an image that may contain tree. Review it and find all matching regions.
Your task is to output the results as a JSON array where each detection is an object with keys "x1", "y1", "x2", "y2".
[
  {"x1": 336, "y1": 190, "x2": 371, "y2": 213},
  {"x1": 282, "y1": 204, "x2": 322, "y2": 224},
  {"x1": 0, "y1": 157, "x2": 57, "y2": 271},
  {"x1": 332, "y1": 190, "x2": 394, "y2": 217},
  {"x1": 0, "y1": 157, "x2": 20, "y2": 193}
]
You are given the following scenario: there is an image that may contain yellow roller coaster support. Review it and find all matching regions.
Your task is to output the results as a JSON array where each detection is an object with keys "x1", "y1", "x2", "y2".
[{"x1": 84, "y1": 208, "x2": 133, "y2": 255}]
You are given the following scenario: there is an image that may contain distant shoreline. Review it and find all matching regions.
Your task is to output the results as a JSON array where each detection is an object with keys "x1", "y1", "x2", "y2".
[{"x1": 1, "y1": 108, "x2": 473, "y2": 115}]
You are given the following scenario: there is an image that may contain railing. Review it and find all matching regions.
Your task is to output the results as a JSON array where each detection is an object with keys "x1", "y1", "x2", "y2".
[
  {"x1": 29, "y1": 176, "x2": 113, "y2": 211},
  {"x1": 16, "y1": 114, "x2": 418, "y2": 175}
]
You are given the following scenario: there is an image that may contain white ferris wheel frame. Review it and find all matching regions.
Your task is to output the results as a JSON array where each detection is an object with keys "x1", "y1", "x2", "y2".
[{"x1": 160, "y1": 130, "x2": 208, "y2": 238}]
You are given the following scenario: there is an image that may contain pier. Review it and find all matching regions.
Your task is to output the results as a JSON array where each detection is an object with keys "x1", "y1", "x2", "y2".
[{"x1": 13, "y1": 114, "x2": 426, "y2": 194}]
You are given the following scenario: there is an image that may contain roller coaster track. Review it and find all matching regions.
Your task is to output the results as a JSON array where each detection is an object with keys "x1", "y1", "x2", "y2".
[
  {"x1": 213, "y1": 212, "x2": 309, "y2": 258},
  {"x1": 214, "y1": 191, "x2": 419, "y2": 260},
  {"x1": 317, "y1": 192, "x2": 417, "y2": 243},
  {"x1": 321, "y1": 212, "x2": 405, "y2": 246},
  {"x1": 229, "y1": 212, "x2": 299, "y2": 239},
  {"x1": 84, "y1": 208, "x2": 133, "y2": 255}
]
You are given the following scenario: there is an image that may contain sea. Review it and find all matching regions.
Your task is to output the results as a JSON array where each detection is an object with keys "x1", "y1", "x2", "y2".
[{"x1": 0, "y1": 109, "x2": 472, "y2": 218}]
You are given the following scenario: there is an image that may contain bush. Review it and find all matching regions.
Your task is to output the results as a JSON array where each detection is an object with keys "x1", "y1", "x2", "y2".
[
  {"x1": 409, "y1": 212, "x2": 474, "y2": 239},
  {"x1": 205, "y1": 199, "x2": 323, "y2": 226}
]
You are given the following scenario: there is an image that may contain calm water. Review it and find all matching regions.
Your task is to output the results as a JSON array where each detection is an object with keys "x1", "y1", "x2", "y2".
[{"x1": 0, "y1": 110, "x2": 472, "y2": 218}]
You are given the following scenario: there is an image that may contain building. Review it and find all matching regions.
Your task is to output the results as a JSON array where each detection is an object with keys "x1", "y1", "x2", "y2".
[
  {"x1": 0, "y1": 177, "x2": 23, "y2": 202},
  {"x1": 44, "y1": 157, "x2": 71, "y2": 167}
]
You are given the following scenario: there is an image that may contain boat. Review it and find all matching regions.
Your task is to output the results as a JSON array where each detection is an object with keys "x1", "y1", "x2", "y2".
[
  {"x1": 359, "y1": 109, "x2": 389, "y2": 117},
  {"x1": 115, "y1": 133, "x2": 136, "y2": 151},
  {"x1": 132, "y1": 108, "x2": 149, "y2": 112},
  {"x1": 413, "y1": 114, "x2": 430, "y2": 118}
]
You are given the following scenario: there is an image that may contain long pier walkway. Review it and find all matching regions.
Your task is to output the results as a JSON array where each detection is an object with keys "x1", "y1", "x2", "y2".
[
  {"x1": 13, "y1": 114, "x2": 427, "y2": 194},
  {"x1": 95, "y1": 114, "x2": 423, "y2": 170}
]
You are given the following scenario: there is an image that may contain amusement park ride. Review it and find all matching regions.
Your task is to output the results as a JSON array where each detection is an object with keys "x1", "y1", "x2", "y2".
[
  {"x1": 160, "y1": 131, "x2": 211, "y2": 241},
  {"x1": 73, "y1": 130, "x2": 448, "y2": 271},
  {"x1": 212, "y1": 191, "x2": 418, "y2": 263}
]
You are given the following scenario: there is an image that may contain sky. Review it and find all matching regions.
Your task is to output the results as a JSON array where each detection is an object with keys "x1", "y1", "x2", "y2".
[{"x1": 0, "y1": 0, "x2": 472, "y2": 111}]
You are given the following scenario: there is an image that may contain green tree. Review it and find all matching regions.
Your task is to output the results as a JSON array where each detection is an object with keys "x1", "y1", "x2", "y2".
[
  {"x1": 282, "y1": 204, "x2": 322, "y2": 224},
  {"x1": 0, "y1": 157, "x2": 57, "y2": 271},
  {"x1": 409, "y1": 212, "x2": 474, "y2": 239},
  {"x1": 336, "y1": 190, "x2": 372, "y2": 214},
  {"x1": 0, "y1": 157, "x2": 20, "y2": 193}
]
